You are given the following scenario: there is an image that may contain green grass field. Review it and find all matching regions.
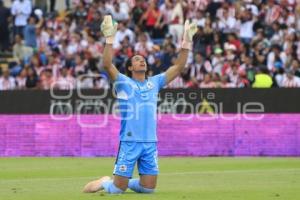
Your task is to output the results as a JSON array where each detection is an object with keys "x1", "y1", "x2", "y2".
[{"x1": 0, "y1": 157, "x2": 299, "y2": 200}]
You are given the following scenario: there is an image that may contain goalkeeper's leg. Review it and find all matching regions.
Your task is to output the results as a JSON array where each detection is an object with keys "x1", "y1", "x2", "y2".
[
  {"x1": 82, "y1": 175, "x2": 128, "y2": 194},
  {"x1": 128, "y1": 175, "x2": 157, "y2": 193},
  {"x1": 128, "y1": 142, "x2": 158, "y2": 194},
  {"x1": 83, "y1": 141, "x2": 138, "y2": 194}
]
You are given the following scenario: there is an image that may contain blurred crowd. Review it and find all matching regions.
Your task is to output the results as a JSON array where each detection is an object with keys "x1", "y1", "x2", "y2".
[{"x1": 0, "y1": 0, "x2": 300, "y2": 90}]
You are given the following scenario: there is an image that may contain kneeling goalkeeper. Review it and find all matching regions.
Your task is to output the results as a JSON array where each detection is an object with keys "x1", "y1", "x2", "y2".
[{"x1": 83, "y1": 15, "x2": 197, "y2": 194}]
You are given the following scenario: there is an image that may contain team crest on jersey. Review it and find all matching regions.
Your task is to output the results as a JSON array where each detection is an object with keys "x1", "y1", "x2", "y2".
[
  {"x1": 119, "y1": 165, "x2": 127, "y2": 172},
  {"x1": 147, "y1": 81, "x2": 154, "y2": 89},
  {"x1": 117, "y1": 90, "x2": 128, "y2": 100}
]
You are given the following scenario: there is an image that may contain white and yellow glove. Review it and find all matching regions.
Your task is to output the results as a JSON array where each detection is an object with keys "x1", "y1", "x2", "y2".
[
  {"x1": 100, "y1": 15, "x2": 118, "y2": 44},
  {"x1": 181, "y1": 20, "x2": 197, "y2": 50}
]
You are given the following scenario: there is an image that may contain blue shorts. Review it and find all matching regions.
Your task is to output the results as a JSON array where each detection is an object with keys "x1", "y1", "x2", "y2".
[{"x1": 113, "y1": 142, "x2": 159, "y2": 178}]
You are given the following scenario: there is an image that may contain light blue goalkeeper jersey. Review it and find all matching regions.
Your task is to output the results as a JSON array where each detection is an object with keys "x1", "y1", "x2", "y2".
[{"x1": 114, "y1": 73, "x2": 166, "y2": 142}]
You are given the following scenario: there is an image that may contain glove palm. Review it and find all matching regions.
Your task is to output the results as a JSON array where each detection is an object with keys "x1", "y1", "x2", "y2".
[
  {"x1": 100, "y1": 15, "x2": 118, "y2": 43},
  {"x1": 183, "y1": 20, "x2": 198, "y2": 43}
]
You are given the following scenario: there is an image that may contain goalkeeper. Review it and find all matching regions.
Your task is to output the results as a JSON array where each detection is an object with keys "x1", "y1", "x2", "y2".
[{"x1": 83, "y1": 15, "x2": 197, "y2": 194}]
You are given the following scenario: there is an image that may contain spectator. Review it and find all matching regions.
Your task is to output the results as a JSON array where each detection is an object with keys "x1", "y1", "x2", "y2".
[
  {"x1": 211, "y1": 48, "x2": 224, "y2": 75},
  {"x1": 158, "y1": 0, "x2": 173, "y2": 34},
  {"x1": 23, "y1": 16, "x2": 44, "y2": 48},
  {"x1": 218, "y1": 75, "x2": 235, "y2": 88},
  {"x1": 281, "y1": 69, "x2": 300, "y2": 87},
  {"x1": 25, "y1": 67, "x2": 39, "y2": 89},
  {"x1": 265, "y1": 0, "x2": 281, "y2": 26},
  {"x1": 87, "y1": 10, "x2": 102, "y2": 38},
  {"x1": 0, "y1": 68, "x2": 16, "y2": 90},
  {"x1": 199, "y1": 73, "x2": 215, "y2": 88},
  {"x1": 216, "y1": 2, "x2": 236, "y2": 20},
  {"x1": 252, "y1": 67, "x2": 273, "y2": 88},
  {"x1": 111, "y1": 2, "x2": 129, "y2": 22},
  {"x1": 168, "y1": 76, "x2": 185, "y2": 88},
  {"x1": 74, "y1": 54, "x2": 87, "y2": 76},
  {"x1": 40, "y1": 68, "x2": 54, "y2": 89},
  {"x1": 188, "y1": 53, "x2": 212, "y2": 84},
  {"x1": 0, "y1": 1, "x2": 11, "y2": 52},
  {"x1": 85, "y1": 35, "x2": 103, "y2": 59},
  {"x1": 46, "y1": 55, "x2": 62, "y2": 78},
  {"x1": 291, "y1": 59, "x2": 300, "y2": 77},
  {"x1": 13, "y1": 34, "x2": 33, "y2": 63},
  {"x1": 192, "y1": 10, "x2": 205, "y2": 28},
  {"x1": 56, "y1": 67, "x2": 75, "y2": 89},
  {"x1": 238, "y1": 8, "x2": 255, "y2": 45},
  {"x1": 76, "y1": 72, "x2": 93, "y2": 89},
  {"x1": 16, "y1": 68, "x2": 27, "y2": 89},
  {"x1": 131, "y1": 0, "x2": 144, "y2": 25},
  {"x1": 192, "y1": 27, "x2": 206, "y2": 56},
  {"x1": 114, "y1": 22, "x2": 135, "y2": 49},
  {"x1": 160, "y1": 43, "x2": 177, "y2": 71},
  {"x1": 134, "y1": 33, "x2": 153, "y2": 57},
  {"x1": 94, "y1": 74, "x2": 110, "y2": 89},
  {"x1": 140, "y1": 0, "x2": 160, "y2": 37},
  {"x1": 73, "y1": 0, "x2": 87, "y2": 24},
  {"x1": 30, "y1": 55, "x2": 44, "y2": 76},
  {"x1": 169, "y1": 0, "x2": 184, "y2": 45},
  {"x1": 11, "y1": 0, "x2": 32, "y2": 37},
  {"x1": 217, "y1": 8, "x2": 237, "y2": 34},
  {"x1": 267, "y1": 45, "x2": 287, "y2": 72},
  {"x1": 2, "y1": 0, "x2": 300, "y2": 90}
]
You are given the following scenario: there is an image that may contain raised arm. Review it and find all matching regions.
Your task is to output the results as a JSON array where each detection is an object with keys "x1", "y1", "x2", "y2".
[
  {"x1": 36, "y1": 17, "x2": 44, "y2": 29},
  {"x1": 101, "y1": 15, "x2": 119, "y2": 81},
  {"x1": 165, "y1": 20, "x2": 197, "y2": 84}
]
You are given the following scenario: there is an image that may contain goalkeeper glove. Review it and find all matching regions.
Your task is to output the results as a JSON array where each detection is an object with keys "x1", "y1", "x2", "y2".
[
  {"x1": 181, "y1": 20, "x2": 197, "y2": 50},
  {"x1": 100, "y1": 15, "x2": 118, "y2": 44}
]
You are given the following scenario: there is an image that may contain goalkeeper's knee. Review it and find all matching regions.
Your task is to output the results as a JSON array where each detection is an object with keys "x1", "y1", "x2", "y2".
[
  {"x1": 128, "y1": 179, "x2": 155, "y2": 194},
  {"x1": 102, "y1": 181, "x2": 125, "y2": 194}
]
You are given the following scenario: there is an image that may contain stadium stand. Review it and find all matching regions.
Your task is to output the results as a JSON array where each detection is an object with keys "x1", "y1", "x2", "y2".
[{"x1": 0, "y1": 0, "x2": 300, "y2": 90}]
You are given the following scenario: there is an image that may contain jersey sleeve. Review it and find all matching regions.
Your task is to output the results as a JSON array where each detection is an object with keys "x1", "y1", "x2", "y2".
[
  {"x1": 114, "y1": 73, "x2": 132, "y2": 100},
  {"x1": 115, "y1": 73, "x2": 130, "y2": 82},
  {"x1": 152, "y1": 73, "x2": 167, "y2": 90}
]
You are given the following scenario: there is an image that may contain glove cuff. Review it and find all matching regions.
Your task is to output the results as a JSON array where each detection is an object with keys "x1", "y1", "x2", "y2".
[
  {"x1": 181, "y1": 41, "x2": 192, "y2": 50},
  {"x1": 106, "y1": 36, "x2": 115, "y2": 44}
]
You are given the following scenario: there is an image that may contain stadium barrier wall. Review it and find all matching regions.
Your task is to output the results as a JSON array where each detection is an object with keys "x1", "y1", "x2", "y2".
[
  {"x1": 0, "y1": 114, "x2": 299, "y2": 157},
  {"x1": 0, "y1": 89, "x2": 299, "y2": 156},
  {"x1": 0, "y1": 88, "x2": 300, "y2": 114}
]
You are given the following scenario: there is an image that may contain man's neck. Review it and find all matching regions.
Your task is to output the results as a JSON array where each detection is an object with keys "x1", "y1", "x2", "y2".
[{"x1": 132, "y1": 72, "x2": 146, "y2": 82}]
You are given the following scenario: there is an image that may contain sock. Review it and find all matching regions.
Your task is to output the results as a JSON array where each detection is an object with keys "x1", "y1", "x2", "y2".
[
  {"x1": 102, "y1": 180, "x2": 124, "y2": 194},
  {"x1": 128, "y1": 179, "x2": 154, "y2": 193}
]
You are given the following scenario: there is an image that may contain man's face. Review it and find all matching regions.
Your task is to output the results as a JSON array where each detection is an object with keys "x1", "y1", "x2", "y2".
[
  {"x1": 61, "y1": 68, "x2": 68, "y2": 77},
  {"x1": 224, "y1": 10, "x2": 229, "y2": 18},
  {"x1": 268, "y1": 0, "x2": 274, "y2": 6},
  {"x1": 204, "y1": 74, "x2": 211, "y2": 83},
  {"x1": 195, "y1": 54, "x2": 202, "y2": 63},
  {"x1": 29, "y1": 17, "x2": 36, "y2": 25},
  {"x1": 20, "y1": 69, "x2": 27, "y2": 77},
  {"x1": 129, "y1": 55, "x2": 147, "y2": 73},
  {"x1": 221, "y1": 75, "x2": 228, "y2": 83},
  {"x1": 119, "y1": 23, "x2": 126, "y2": 31},
  {"x1": 292, "y1": 60, "x2": 299, "y2": 70},
  {"x1": 3, "y1": 69, "x2": 9, "y2": 78},
  {"x1": 94, "y1": 12, "x2": 101, "y2": 20},
  {"x1": 15, "y1": 35, "x2": 22, "y2": 44},
  {"x1": 287, "y1": 72, "x2": 294, "y2": 79}
]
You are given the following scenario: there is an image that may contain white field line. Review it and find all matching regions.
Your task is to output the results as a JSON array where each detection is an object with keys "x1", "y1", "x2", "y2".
[{"x1": 0, "y1": 168, "x2": 300, "y2": 183}]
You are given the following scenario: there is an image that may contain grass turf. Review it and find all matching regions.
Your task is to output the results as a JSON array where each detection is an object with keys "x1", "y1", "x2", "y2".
[{"x1": 0, "y1": 157, "x2": 299, "y2": 200}]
